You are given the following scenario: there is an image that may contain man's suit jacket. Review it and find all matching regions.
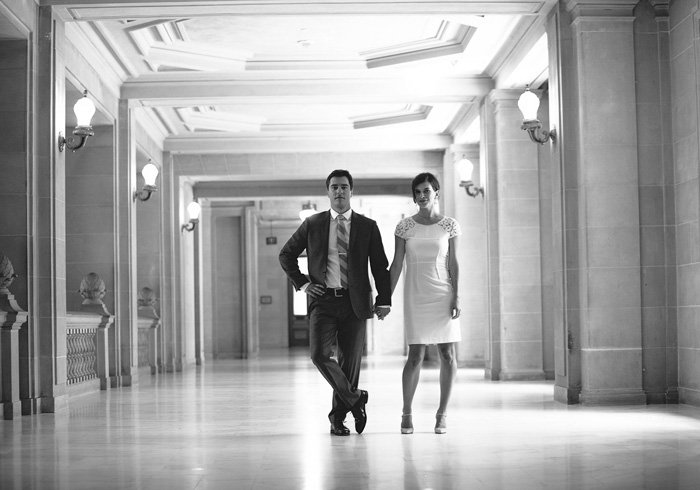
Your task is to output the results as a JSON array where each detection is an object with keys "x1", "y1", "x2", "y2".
[{"x1": 279, "y1": 210, "x2": 391, "y2": 320}]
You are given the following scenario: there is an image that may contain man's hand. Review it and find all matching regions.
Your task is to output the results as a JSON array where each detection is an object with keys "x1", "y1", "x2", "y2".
[
  {"x1": 304, "y1": 283, "x2": 326, "y2": 299},
  {"x1": 374, "y1": 305, "x2": 391, "y2": 320}
]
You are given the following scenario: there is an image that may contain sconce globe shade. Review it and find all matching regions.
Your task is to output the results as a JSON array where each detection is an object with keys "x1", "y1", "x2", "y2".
[
  {"x1": 299, "y1": 202, "x2": 318, "y2": 221},
  {"x1": 455, "y1": 158, "x2": 474, "y2": 182},
  {"x1": 141, "y1": 162, "x2": 159, "y2": 187},
  {"x1": 518, "y1": 88, "x2": 541, "y2": 122},
  {"x1": 74, "y1": 92, "x2": 96, "y2": 128},
  {"x1": 187, "y1": 201, "x2": 202, "y2": 220}
]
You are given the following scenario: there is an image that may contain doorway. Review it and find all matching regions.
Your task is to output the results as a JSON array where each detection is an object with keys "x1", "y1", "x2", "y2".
[{"x1": 288, "y1": 256, "x2": 310, "y2": 347}]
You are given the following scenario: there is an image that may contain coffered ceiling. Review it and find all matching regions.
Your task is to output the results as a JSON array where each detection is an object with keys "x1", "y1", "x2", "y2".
[{"x1": 46, "y1": 0, "x2": 554, "y2": 155}]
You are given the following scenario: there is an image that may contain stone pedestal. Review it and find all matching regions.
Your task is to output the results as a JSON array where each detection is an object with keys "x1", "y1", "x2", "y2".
[{"x1": 1, "y1": 289, "x2": 28, "y2": 420}]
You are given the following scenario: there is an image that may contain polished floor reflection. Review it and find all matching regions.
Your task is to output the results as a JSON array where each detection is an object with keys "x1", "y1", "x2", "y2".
[{"x1": 2, "y1": 349, "x2": 700, "y2": 489}]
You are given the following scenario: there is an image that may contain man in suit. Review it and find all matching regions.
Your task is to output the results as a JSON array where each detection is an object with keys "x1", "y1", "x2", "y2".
[{"x1": 279, "y1": 169, "x2": 392, "y2": 436}]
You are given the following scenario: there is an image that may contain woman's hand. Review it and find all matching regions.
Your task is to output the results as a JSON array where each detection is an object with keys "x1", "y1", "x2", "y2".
[{"x1": 451, "y1": 296, "x2": 461, "y2": 319}]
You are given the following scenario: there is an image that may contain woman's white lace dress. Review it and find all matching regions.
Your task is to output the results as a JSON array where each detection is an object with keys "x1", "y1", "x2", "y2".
[{"x1": 394, "y1": 216, "x2": 462, "y2": 345}]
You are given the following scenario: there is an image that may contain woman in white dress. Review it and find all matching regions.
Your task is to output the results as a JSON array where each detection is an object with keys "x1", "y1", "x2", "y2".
[{"x1": 389, "y1": 172, "x2": 461, "y2": 434}]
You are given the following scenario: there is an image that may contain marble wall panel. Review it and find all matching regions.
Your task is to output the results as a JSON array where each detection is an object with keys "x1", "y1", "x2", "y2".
[
  {"x1": 582, "y1": 348, "x2": 642, "y2": 390},
  {"x1": 581, "y1": 145, "x2": 639, "y2": 187},
  {"x1": 677, "y1": 306, "x2": 700, "y2": 347},
  {"x1": 675, "y1": 178, "x2": 699, "y2": 224},
  {"x1": 640, "y1": 226, "x2": 666, "y2": 266},
  {"x1": 639, "y1": 186, "x2": 665, "y2": 226},
  {"x1": 587, "y1": 267, "x2": 641, "y2": 309},
  {"x1": 497, "y1": 169, "x2": 540, "y2": 199},
  {"x1": 671, "y1": 88, "x2": 698, "y2": 142},
  {"x1": 669, "y1": 0, "x2": 697, "y2": 30},
  {"x1": 676, "y1": 221, "x2": 700, "y2": 265},
  {"x1": 500, "y1": 284, "x2": 541, "y2": 315},
  {"x1": 677, "y1": 263, "x2": 700, "y2": 307},
  {"x1": 499, "y1": 199, "x2": 540, "y2": 229},
  {"x1": 671, "y1": 42, "x2": 696, "y2": 96},
  {"x1": 498, "y1": 227, "x2": 540, "y2": 257},
  {"x1": 495, "y1": 142, "x2": 540, "y2": 171},
  {"x1": 642, "y1": 346, "x2": 668, "y2": 389},
  {"x1": 500, "y1": 312, "x2": 543, "y2": 342},
  {"x1": 641, "y1": 266, "x2": 668, "y2": 308},
  {"x1": 499, "y1": 256, "x2": 541, "y2": 286},
  {"x1": 679, "y1": 348, "x2": 700, "y2": 390},
  {"x1": 501, "y1": 340, "x2": 544, "y2": 374},
  {"x1": 585, "y1": 185, "x2": 640, "y2": 228},
  {"x1": 637, "y1": 145, "x2": 664, "y2": 186},
  {"x1": 642, "y1": 307, "x2": 666, "y2": 348},
  {"x1": 586, "y1": 226, "x2": 640, "y2": 268},
  {"x1": 586, "y1": 307, "x2": 642, "y2": 349},
  {"x1": 673, "y1": 132, "x2": 700, "y2": 183}
]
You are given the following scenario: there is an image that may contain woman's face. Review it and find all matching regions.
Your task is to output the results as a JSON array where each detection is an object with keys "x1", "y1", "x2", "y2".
[{"x1": 414, "y1": 181, "x2": 438, "y2": 209}]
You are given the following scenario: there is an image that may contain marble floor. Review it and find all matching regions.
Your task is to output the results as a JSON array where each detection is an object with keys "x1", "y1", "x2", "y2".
[{"x1": 2, "y1": 349, "x2": 700, "y2": 490}]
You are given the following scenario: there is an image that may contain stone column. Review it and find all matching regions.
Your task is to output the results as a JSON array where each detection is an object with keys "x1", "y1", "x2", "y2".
[
  {"x1": 34, "y1": 6, "x2": 69, "y2": 413},
  {"x1": 0, "y1": 36, "x2": 33, "y2": 415},
  {"x1": 482, "y1": 90, "x2": 546, "y2": 381},
  {"x1": 159, "y1": 151, "x2": 176, "y2": 372},
  {"x1": 550, "y1": 0, "x2": 646, "y2": 404},
  {"x1": 115, "y1": 99, "x2": 139, "y2": 386},
  {"x1": 0, "y1": 254, "x2": 28, "y2": 419}
]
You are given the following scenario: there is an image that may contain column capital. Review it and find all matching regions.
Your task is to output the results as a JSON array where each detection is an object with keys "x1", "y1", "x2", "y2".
[
  {"x1": 649, "y1": 0, "x2": 669, "y2": 18},
  {"x1": 488, "y1": 89, "x2": 524, "y2": 106},
  {"x1": 565, "y1": 0, "x2": 638, "y2": 19}
]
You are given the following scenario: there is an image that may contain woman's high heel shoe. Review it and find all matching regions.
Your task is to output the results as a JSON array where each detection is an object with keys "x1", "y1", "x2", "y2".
[
  {"x1": 401, "y1": 414, "x2": 414, "y2": 434},
  {"x1": 434, "y1": 413, "x2": 447, "y2": 434}
]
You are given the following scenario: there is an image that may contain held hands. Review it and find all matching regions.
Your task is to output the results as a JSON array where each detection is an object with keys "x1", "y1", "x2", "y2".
[{"x1": 374, "y1": 304, "x2": 391, "y2": 321}]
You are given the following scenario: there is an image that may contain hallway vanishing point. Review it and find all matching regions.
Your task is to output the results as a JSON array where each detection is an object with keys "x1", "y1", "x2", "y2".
[{"x1": 2, "y1": 349, "x2": 700, "y2": 490}]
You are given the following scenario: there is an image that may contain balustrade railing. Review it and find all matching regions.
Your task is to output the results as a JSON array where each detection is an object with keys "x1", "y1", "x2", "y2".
[
  {"x1": 66, "y1": 327, "x2": 98, "y2": 384},
  {"x1": 66, "y1": 312, "x2": 112, "y2": 390}
]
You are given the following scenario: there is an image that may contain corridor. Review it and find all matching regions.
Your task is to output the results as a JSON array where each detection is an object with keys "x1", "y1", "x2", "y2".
[{"x1": 2, "y1": 350, "x2": 700, "y2": 490}]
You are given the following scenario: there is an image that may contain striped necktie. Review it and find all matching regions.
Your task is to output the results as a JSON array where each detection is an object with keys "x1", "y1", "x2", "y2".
[{"x1": 337, "y1": 215, "x2": 349, "y2": 289}]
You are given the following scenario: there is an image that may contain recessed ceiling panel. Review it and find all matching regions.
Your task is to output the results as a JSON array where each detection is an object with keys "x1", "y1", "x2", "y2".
[{"x1": 181, "y1": 16, "x2": 441, "y2": 55}]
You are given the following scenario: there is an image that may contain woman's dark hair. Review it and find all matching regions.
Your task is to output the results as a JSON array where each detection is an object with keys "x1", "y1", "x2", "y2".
[
  {"x1": 326, "y1": 169, "x2": 354, "y2": 190},
  {"x1": 411, "y1": 172, "x2": 440, "y2": 202}
]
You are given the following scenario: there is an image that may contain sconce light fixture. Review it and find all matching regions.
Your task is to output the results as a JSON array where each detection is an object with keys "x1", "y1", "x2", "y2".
[
  {"x1": 134, "y1": 160, "x2": 159, "y2": 202},
  {"x1": 59, "y1": 90, "x2": 96, "y2": 152},
  {"x1": 182, "y1": 201, "x2": 201, "y2": 232},
  {"x1": 518, "y1": 86, "x2": 555, "y2": 145},
  {"x1": 299, "y1": 201, "x2": 318, "y2": 221},
  {"x1": 455, "y1": 156, "x2": 484, "y2": 198}
]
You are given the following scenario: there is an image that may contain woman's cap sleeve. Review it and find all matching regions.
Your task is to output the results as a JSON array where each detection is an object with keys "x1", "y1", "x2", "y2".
[
  {"x1": 395, "y1": 218, "x2": 410, "y2": 239},
  {"x1": 447, "y1": 217, "x2": 461, "y2": 238}
]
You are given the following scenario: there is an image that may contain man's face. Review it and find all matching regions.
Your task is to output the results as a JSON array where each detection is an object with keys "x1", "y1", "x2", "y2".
[{"x1": 327, "y1": 176, "x2": 352, "y2": 214}]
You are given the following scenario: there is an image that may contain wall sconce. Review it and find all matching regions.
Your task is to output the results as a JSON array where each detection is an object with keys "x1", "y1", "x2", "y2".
[
  {"x1": 182, "y1": 201, "x2": 201, "y2": 232},
  {"x1": 59, "y1": 90, "x2": 96, "y2": 152},
  {"x1": 455, "y1": 156, "x2": 483, "y2": 198},
  {"x1": 518, "y1": 86, "x2": 555, "y2": 145},
  {"x1": 134, "y1": 160, "x2": 159, "y2": 202},
  {"x1": 299, "y1": 201, "x2": 318, "y2": 221}
]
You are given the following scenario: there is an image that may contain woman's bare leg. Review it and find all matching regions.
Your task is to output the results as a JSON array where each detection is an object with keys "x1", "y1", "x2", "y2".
[
  {"x1": 437, "y1": 342, "x2": 457, "y2": 414},
  {"x1": 402, "y1": 344, "x2": 426, "y2": 415}
]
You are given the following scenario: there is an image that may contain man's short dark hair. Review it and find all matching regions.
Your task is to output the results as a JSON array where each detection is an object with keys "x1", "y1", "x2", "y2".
[
  {"x1": 326, "y1": 169, "x2": 354, "y2": 190},
  {"x1": 411, "y1": 172, "x2": 441, "y2": 202}
]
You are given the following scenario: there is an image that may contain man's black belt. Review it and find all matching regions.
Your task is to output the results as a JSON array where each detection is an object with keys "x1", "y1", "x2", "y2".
[{"x1": 326, "y1": 288, "x2": 348, "y2": 297}]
